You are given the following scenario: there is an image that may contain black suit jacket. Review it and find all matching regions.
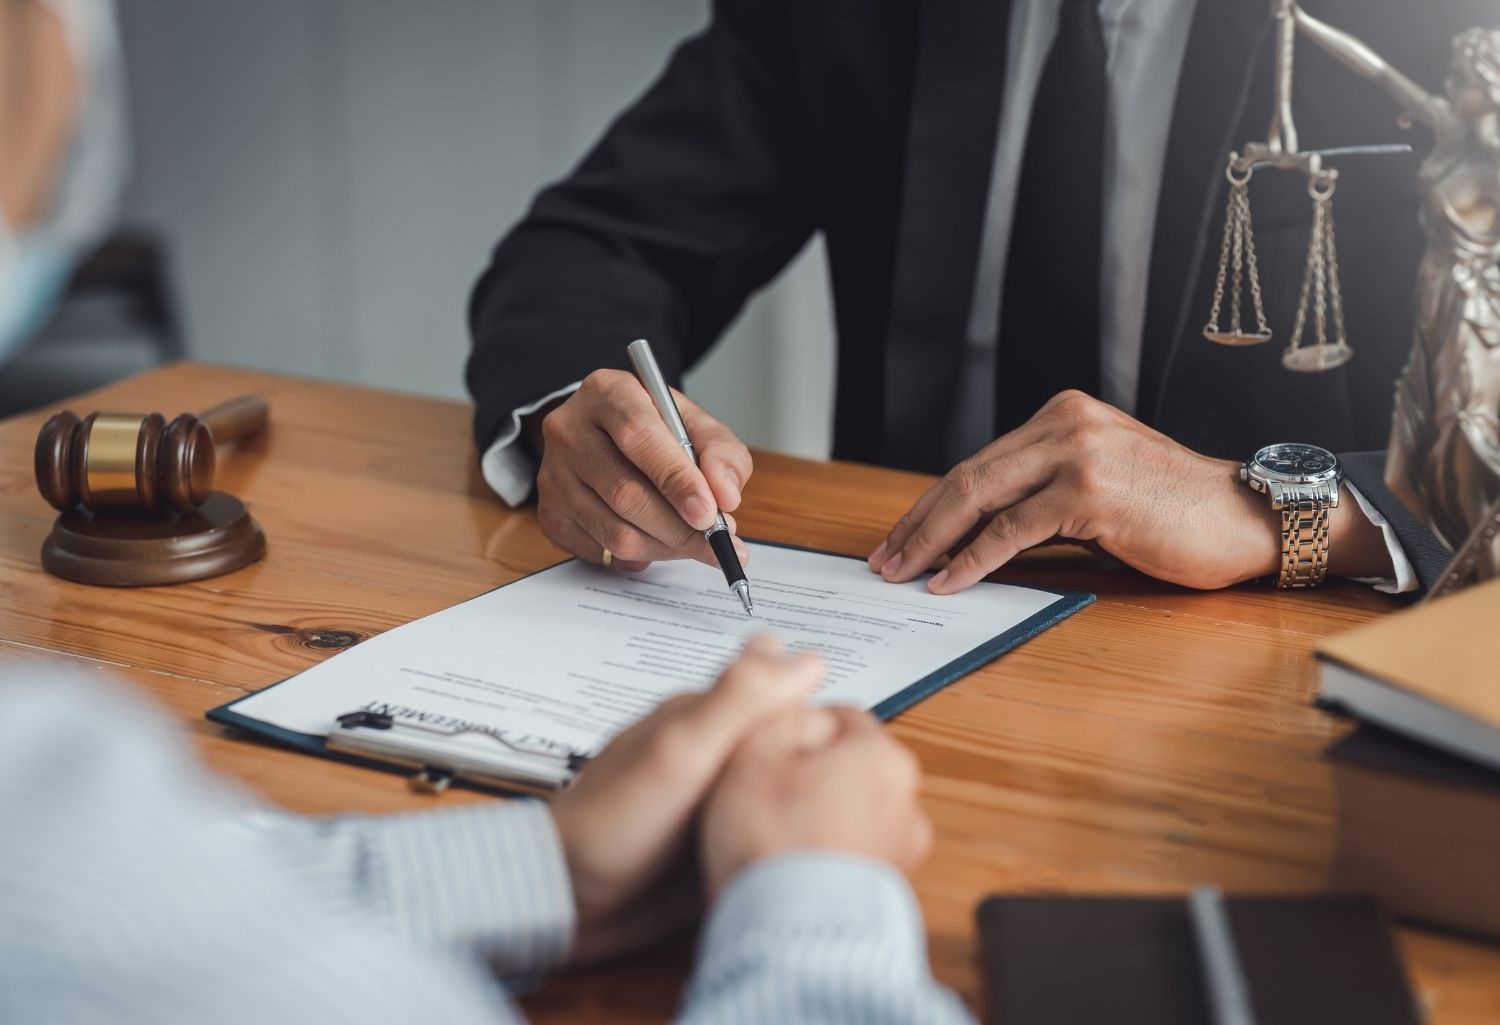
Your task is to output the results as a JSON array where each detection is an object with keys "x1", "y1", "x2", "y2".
[{"x1": 467, "y1": 0, "x2": 1475, "y2": 588}]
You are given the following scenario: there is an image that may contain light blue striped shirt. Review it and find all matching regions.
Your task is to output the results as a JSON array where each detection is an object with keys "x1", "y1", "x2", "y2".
[{"x1": 0, "y1": 667, "x2": 973, "y2": 1025}]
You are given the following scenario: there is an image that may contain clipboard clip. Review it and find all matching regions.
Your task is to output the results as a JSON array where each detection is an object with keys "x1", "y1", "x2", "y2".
[{"x1": 333, "y1": 707, "x2": 589, "y2": 796}]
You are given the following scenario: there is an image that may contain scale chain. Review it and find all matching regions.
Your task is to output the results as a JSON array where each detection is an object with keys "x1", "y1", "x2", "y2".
[
  {"x1": 1231, "y1": 189, "x2": 1245, "y2": 334},
  {"x1": 1288, "y1": 201, "x2": 1318, "y2": 353},
  {"x1": 1242, "y1": 189, "x2": 1269, "y2": 336},
  {"x1": 1314, "y1": 197, "x2": 1328, "y2": 349},
  {"x1": 1204, "y1": 183, "x2": 1236, "y2": 332},
  {"x1": 1203, "y1": 159, "x2": 1272, "y2": 345},
  {"x1": 1283, "y1": 173, "x2": 1351, "y2": 371},
  {"x1": 1325, "y1": 197, "x2": 1347, "y2": 349}
]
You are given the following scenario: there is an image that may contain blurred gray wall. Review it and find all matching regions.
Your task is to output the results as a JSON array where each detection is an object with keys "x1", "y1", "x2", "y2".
[{"x1": 116, "y1": 0, "x2": 834, "y2": 458}]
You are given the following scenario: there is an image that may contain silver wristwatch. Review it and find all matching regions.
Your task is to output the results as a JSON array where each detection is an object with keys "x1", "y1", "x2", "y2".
[{"x1": 1241, "y1": 443, "x2": 1342, "y2": 589}]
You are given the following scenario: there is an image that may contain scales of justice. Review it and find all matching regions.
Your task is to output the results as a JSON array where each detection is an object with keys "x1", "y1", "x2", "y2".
[{"x1": 1201, "y1": 1, "x2": 1500, "y2": 595}]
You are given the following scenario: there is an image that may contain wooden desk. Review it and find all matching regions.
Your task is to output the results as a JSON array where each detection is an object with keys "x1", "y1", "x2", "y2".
[{"x1": 2, "y1": 363, "x2": 1496, "y2": 1023}]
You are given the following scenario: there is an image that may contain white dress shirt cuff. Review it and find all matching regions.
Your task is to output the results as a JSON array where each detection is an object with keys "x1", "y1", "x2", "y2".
[
  {"x1": 480, "y1": 382, "x2": 583, "y2": 507},
  {"x1": 1343, "y1": 483, "x2": 1418, "y2": 595},
  {"x1": 368, "y1": 798, "x2": 575, "y2": 975}
]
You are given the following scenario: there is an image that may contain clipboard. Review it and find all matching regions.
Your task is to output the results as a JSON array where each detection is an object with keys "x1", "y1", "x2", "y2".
[{"x1": 208, "y1": 540, "x2": 1094, "y2": 798}]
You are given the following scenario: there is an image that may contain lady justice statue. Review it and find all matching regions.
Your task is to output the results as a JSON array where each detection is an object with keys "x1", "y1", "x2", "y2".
[{"x1": 1292, "y1": 8, "x2": 1500, "y2": 594}]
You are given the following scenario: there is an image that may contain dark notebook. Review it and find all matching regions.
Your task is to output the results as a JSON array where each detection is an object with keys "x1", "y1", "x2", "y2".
[{"x1": 977, "y1": 894, "x2": 1421, "y2": 1025}]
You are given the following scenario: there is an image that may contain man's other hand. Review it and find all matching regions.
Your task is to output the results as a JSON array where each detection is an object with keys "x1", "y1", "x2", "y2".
[
  {"x1": 868, "y1": 390, "x2": 1393, "y2": 594},
  {"x1": 700, "y1": 704, "x2": 931, "y2": 899},
  {"x1": 532, "y1": 369, "x2": 753, "y2": 572}
]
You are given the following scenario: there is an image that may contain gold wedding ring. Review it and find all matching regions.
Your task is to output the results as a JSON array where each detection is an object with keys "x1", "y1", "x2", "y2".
[{"x1": 601, "y1": 548, "x2": 614, "y2": 569}]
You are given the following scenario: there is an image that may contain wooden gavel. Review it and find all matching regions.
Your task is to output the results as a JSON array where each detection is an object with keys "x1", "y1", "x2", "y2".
[{"x1": 35, "y1": 395, "x2": 270, "y2": 515}]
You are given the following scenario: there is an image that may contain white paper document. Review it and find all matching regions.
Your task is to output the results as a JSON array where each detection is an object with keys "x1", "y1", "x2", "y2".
[{"x1": 225, "y1": 543, "x2": 1084, "y2": 787}]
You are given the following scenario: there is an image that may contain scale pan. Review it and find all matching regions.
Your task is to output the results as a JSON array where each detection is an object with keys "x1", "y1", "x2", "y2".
[
  {"x1": 1203, "y1": 329, "x2": 1273, "y2": 346},
  {"x1": 1282, "y1": 344, "x2": 1352, "y2": 372}
]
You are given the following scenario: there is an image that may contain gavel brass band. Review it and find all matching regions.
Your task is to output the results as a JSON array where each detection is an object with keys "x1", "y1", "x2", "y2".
[{"x1": 88, "y1": 413, "x2": 163, "y2": 509}]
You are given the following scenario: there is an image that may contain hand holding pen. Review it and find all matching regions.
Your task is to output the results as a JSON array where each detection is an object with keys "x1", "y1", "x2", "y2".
[
  {"x1": 525, "y1": 342, "x2": 753, "y2": 581},
  {"x1": 627, "y1": 339, "x2": 754, "y2": 614}
]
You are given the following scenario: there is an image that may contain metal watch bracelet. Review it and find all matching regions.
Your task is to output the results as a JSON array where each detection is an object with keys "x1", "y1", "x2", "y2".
[{"x1": 1277, "y1": 497, "x2": 1332, "y2": 588}]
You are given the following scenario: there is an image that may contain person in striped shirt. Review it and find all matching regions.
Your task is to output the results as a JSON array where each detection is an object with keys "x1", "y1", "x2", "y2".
[{"x1": 0, "y1": 637, "x2": 974, "y2": 1024}]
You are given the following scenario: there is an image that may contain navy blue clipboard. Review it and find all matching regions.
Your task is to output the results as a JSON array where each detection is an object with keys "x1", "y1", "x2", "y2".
[{"x1": 207, "y1": 540, "x2": 1094, "y2": 797}]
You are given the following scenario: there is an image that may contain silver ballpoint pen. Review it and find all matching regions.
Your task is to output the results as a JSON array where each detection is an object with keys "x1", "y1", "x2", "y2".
[{"x1": 626, "y1": 338, "x2": 754, "y2": 615}]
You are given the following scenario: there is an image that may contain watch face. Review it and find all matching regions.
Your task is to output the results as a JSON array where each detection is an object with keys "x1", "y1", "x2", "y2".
[{"x1": 1254, "y1": 443, "x2": 1339, "y2": 478}]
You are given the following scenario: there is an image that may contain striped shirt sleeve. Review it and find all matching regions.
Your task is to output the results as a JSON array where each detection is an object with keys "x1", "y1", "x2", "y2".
[
  {"x1": 0, "y1": 668, "x2": 531, "y2": 1025},
  {"x1": 0, "y1": 666, "x2": 973, "y2": 1025},
  {"x1": 233, "y1": 799, "x2": 576, "y2": 976},
  {"x1": 679, "y1": 852, "x2": 977, "y2": 1025}
]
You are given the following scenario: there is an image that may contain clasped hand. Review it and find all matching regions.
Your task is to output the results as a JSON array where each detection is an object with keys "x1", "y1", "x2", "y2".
[{"x1": 548, "y1": 635, "x2": 930, "y2": 964}]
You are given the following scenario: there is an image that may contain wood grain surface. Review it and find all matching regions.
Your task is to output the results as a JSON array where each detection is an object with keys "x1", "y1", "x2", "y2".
[{"x1": 1, "y1": 363, "x2": 1495, "y2": 1024}]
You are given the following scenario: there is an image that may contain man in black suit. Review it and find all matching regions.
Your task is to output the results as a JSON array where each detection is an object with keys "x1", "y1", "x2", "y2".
[{"x1": 468, "y1": 0, "x2": 1476, "y2": 595}]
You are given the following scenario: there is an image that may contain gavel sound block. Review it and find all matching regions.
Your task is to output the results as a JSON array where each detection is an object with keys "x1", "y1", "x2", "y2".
[{"x1": 34, "y1": 395, "x2": 270, "y2": 586}]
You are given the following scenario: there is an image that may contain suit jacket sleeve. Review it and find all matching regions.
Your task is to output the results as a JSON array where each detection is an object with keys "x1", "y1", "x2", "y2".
[
  {"x1": 1340, "y1": 450, "x2": 1452, "y2": 595},
  {"x1": 465, "y1": 0, "x2": 815, "y2": 453}
]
